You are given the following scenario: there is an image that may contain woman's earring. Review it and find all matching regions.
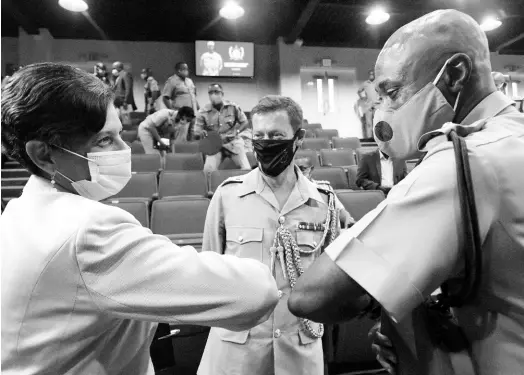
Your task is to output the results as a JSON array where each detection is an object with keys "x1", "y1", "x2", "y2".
[{"x1": 51, "y1": 172, "x2": 56, "y2": 185}]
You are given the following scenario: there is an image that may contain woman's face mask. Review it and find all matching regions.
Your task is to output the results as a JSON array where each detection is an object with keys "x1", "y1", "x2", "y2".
[
  {"x1": 373, "y1": 57, "x2": 462, "y2": 160},
  {"x1": 54, "y1": 146, "x2": 132, "y2": 201}
]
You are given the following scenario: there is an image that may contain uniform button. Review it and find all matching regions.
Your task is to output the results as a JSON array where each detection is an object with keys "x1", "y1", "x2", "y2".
[
  {"x1": 279, "y1": 216, "x2": 285, "y2": 224},
  {"x1": 238, "y1": 236, "x2": 243, "y2": 243},
  {"x1": 274, "y1": 329, "x2": 281, "y2": 338},
  {"x1": 278, "y1": 290, "x2": 283, "y2": 298}
]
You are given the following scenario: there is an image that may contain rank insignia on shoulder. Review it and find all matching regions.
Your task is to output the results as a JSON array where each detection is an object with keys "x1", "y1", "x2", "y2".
[
  {"x1": 298, "y1": 222, "x2": 326, "y2": 231},
  {"x1": 221, "y1": 176, "x2": 244, "y2": 187}
]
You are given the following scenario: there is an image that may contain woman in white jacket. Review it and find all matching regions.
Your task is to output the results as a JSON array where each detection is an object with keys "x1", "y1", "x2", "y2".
[{"x1": 0, "y1": 63, "x2": 278, "y2": 375}]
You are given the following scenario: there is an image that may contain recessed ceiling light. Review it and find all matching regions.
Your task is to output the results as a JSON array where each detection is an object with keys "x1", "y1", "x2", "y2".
[
  {"x1": 480, "y1": 16, "x2": 502, "y2": 32},
  {"x1": 59, "y1": 0, "x2": 88, "y2": 12},
  {"x1": 366, "y1": 8, "x2": 390, "y2": 25},
  {"x1": 219, "y1": 1, "x2": 245, "y2": 20}
]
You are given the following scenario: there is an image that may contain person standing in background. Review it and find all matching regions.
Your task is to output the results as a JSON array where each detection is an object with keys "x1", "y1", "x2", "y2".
[
  {"x1": 361, "y1": 69, "x2": 379, "y2": 127},
  {"x1": 140, "y1": 68, "x2": 160, "y2": 114},
  {"x1": 93, "y1": 62, "x2": 111, "y2": 86},
  {"x1": 193, "y1": 83, "x2": 251, "y2": 173},
  {"x1": 162, "y1": 62, "x2": 198, "y2": 114},
  {"x1": 354, "y1": 88, "x2": 374, "y2": 138},
  {"x1": 111, "y1": 61, "x2": 137, "y2": 127}
]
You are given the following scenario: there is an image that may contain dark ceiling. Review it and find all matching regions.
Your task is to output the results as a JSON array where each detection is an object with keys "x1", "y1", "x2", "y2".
[{"x1": 3, "y1": 0, "x2": 524, "y2": 54}]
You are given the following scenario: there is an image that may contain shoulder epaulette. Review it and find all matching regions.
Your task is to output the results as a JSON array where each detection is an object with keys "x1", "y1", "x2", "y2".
[
  {"x1": 220, "y1": 176, "x2": 244, "y2": 187},
  {"x1": 313, "y1": 179, "x2": 335, "y2": 195}
]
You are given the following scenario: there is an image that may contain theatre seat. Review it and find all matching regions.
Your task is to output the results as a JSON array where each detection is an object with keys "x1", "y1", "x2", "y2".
[
  {"x1": 173, "y1": 142, "x2": 199, "y2": 154},
  {"x1": 295, "y1": 150, "x2": 321, "y2": 167},
  {"x1": 208, "y1": 170, "x2": 249, "y2": 195},
  {"x1": 165, "y1": 153, "x2": 204, "y2": 171},
  {"x1": 121, "y1": 130, "x2": 138, "y2": 143},
  {"x1": 151, "y1": 197, "x2": 210, "y2": 237},
  {"x1": 333, "y1": 137, "x2": 361, "y2": 150},
  {"x1": 111, "y1": 172, "x2": 158, "y2": 199},
  {"x1": 315, "y1": 129, "x2": 339, "y2": 140},
  {"x1": 2, "y1": 177, "x2": 29, "y2": 187},
  {"x1": 1, "y1": 169, "x2": 30, "y2": 178},
  {"x1": 131, "y1": 141, "x2": 146, "y2": 154},
  {"x1": 320, "y1": 149, "x2": 356, "y2": 167},
  {"x1": 303, "y1": 123, "x2": 322, "y2": 131},
  {"x1": 311, "y1": 167, "x2": 349, "y2": 189},
  {"x1": 159, "y1": 171, "x2": 207, "y2": 198},
  {"x1": 302, "y1": 138, "x2": 330, "y2": 151},
  {"x1": 347, "y1": 165, "x2": 360, "y2": 190},
  {"x1": 132, "y1": 154, "x2": 162, "y2": 173},
  {"x1": 334, "y1": 190, "x2": 385, "y2": 220},
  {"x1": 102, "y1": 198, "x2": 150, "y2": 227}
]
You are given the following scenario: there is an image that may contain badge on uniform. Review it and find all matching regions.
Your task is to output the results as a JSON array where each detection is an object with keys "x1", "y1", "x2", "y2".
[{"x1": 298, "y1": 222, "x2": 325, "y2": 231}]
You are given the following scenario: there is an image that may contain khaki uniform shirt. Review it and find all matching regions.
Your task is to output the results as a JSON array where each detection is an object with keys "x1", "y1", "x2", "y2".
[
  {"x1": 194, "y1": 100, "x2": 249, "y2": 138},
  {"x1": 198, "y1": 167, "x2": 343, "y2": 375},
  {"x1": 1, "y1": 176, "x2": 278, "y2": 375},
  {"x1": 162, "y1": 74, "x2": 198, "y2": 113},
  {"x1": 326, "y1": 91, "x2": 524, "y2": 374}
]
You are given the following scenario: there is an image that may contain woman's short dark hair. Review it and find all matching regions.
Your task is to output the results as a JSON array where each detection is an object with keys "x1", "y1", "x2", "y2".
[
  {"x1": 175, "y1": 106, "x2": 195, "y2": 122},
  {"x1": 251, "y1": 95, "x2": 303, "y2": 133},
  {"x1": 1, "y1": 63, "x2": 114, "y2": 175}
]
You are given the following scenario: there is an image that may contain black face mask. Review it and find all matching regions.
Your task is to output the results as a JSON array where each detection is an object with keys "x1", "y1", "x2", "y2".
[{"x1": 252, "y1": 130, "x2": 301, "y2": 177}]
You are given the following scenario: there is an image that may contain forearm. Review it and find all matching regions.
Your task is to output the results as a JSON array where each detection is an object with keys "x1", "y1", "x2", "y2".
[
  {"x1": 148, "y1": 126, "x2": 162, "y2": 143},
  {"x1": 163, "y1": 96, "x2": 172, "y2": 109}
]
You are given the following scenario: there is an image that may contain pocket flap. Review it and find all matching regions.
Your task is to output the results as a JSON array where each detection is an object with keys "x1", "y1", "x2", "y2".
[
  {"x1": 216, "y1": 328, "x2": 250, "y2": 344},
  {"x1": 226, "y1": 227, "x2": 263, "y2": 244},
  {"x1": 298, "y1": 328, "x2": 320, "y2": 345},
  {"x1": 296, "y1": 231, "x2": 322, "y2": 250}
]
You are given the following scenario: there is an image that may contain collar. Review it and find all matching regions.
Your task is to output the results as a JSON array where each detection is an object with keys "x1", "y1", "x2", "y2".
[
  {"x1": 22, "y1": 175, "x2": 59, "y2": 196},
  {"x1": 379, "y1": 150, "x2": 389, "y2": 161},
  {"x1": 203, "y1": 100, "x2": 232, "y2": 112},
  {"x1": 417, "y1": 91, "x2": 515, "y2": 152},
  {"x1": 237, "y1": 166, "x2": 326, "y2": 205}
]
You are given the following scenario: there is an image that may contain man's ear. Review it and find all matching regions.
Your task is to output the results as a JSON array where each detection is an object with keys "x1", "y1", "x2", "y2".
[
  {"x1": 25, "y1": 141, "x2": 56, "y2": 176},
  {"x1": 444, "y1": 53, "x2": 472, "y2": 94},
  {"x1": 296, "y1": 129, "x2": 305, "y2": 148}
]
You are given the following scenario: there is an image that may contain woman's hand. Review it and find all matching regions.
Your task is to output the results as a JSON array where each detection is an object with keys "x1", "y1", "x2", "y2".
[{"x1": 369, "y1": 321, "x2": 397, "y2": 374}]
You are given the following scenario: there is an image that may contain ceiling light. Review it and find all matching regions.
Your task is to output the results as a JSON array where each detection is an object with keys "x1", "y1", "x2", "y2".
[
  {"x1": 219, "y1": 1, "x2": 245, "y2": 20},
  {"x1": 480, "y1": 16, "x2": 502, "y2": 32},
  {"x1": 59, "y1": 0, "x2": 88, "y2": 12},
  {"x1": 366, "y1": 8, "x2": 390, "y2": 25}
]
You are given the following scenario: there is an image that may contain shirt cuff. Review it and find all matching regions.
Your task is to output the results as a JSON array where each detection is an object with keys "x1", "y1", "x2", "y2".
[{"x1": 325, "y1": 234, "x2": 424, "y2": 322}]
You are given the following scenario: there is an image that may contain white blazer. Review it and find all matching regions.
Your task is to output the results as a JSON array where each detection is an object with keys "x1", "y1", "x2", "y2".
[{"x1": 1, "y1": 176, "x2": 278, "y2": 375}]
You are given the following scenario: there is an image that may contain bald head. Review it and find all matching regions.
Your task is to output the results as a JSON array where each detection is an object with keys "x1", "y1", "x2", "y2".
[
  {"x1": 112, "y1": 62, "x2": 124, "y2": 71},
  {"x1": 377, "y1": 10, "x2": 491, "y2": 83},
  {"x1": 375, "y1": 9, "x2": 496, "y2": 123}
]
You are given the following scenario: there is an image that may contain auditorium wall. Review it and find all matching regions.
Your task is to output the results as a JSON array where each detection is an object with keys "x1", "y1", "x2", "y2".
[{"x1": 2, "y1": 32, "x2": 279, "y2": 112}]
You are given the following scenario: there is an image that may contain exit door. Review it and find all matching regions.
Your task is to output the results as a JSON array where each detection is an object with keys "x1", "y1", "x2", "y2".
[{"x1": 300, "y1": 67, "x2": 362, "y2": 138}]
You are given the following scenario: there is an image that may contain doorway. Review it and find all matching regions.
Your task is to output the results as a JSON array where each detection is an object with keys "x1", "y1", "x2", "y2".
[{"x1": 300, "y1": 67, "x2": 362, "y2": 138}]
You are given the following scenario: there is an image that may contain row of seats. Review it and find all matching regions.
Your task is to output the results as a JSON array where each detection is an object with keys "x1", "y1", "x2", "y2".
[
  {"x1": 129, "y1": 137, "x2": 362, "y2": 155},
  {"x1": 110, "y1": 166, "x2": 360, "y2": 201},
  {"x1": 104, "y1": 190, "x2": 385, "y2": 248}
]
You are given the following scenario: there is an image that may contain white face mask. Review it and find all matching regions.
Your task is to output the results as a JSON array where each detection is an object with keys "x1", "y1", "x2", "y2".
[
  {"x1": 55, "y1": 147, "x2": 132, "y2": 201},
  {"x1": 373, "y1": 58, "x2": 462, "y2": 160}
]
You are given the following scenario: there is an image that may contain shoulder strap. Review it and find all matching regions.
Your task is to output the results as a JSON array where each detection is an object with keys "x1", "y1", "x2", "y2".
[{"x1": 440, "y1": 130, "x2": 483, "y2": 307}]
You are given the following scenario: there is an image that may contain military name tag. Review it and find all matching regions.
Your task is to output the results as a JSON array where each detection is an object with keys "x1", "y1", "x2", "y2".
[{"x1": 298, "y1": 222, "x2": 325, "y2": 231}]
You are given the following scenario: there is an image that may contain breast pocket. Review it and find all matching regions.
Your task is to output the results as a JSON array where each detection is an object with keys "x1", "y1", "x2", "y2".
[
  {"x1": 226, "y1": 227, "x2": 264, "y2": 261},
  {"x1": 296, "y1": 231, "x2": 323, "y2": 269}
]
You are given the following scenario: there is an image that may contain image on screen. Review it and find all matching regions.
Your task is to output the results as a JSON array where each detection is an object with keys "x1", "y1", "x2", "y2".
[{"x1": 195, "y1": 40, "x2": 254, "y2": 78}]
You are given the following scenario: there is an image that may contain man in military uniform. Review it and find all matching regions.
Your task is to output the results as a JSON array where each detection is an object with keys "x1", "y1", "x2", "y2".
[
  {"x1": 197, "y1": 95, "x2": 346, "y2": 375},
  {"x1": 193, "y1": 83, "x2": 251, "y2": 173},
  {"x1": 140, "y1": 68, "x2": 160, "y2": 114},
  {"x1": 138, "y1": 106, "x2": 195, "y2": 154},
  {"x1": 162, "y1": 62, "x2": 198, "y2": 114},
  {"x1": 200, "y1": 41, "x2": 223, "y2": 76}
]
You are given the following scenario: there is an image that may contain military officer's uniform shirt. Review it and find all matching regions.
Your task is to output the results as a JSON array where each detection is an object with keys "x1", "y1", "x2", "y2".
[{"x1": 198, "y1": 166, "x2": 344, "y2": 375}]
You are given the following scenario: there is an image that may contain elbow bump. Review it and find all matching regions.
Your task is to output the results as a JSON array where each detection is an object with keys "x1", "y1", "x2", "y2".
[
  {"x1": 243, "y1": 269, "x2": 279, "y2": 323},
  {"x1": 287, "y1": 289, "x2": 310, "y2": 319}
]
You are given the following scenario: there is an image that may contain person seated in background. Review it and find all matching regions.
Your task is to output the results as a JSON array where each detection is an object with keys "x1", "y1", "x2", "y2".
[
  {"x1": 295, "y1": 156, "x2": 355, "y2": 229},
  {"x1": 356, "y1": 148, "x2": 407, "y2": 196},
  {"x1": 0, "y1": 63, "x2": 279, "y2": 374},
  {"x1": 138, "y1": 106, "x2": 195, "y2": 154},
  {"x1": 193, "y1": 83, "x2": 251, "y2": 173},
  {"x1": 197, "y1": 95, "x2": 342, "y2": 375},
  {"x1": 93, "y1": 62, "x2": 111, "y2": 86},
  {"x1": 140, "y1": 68, "x2": 160, "y2": 114}
]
